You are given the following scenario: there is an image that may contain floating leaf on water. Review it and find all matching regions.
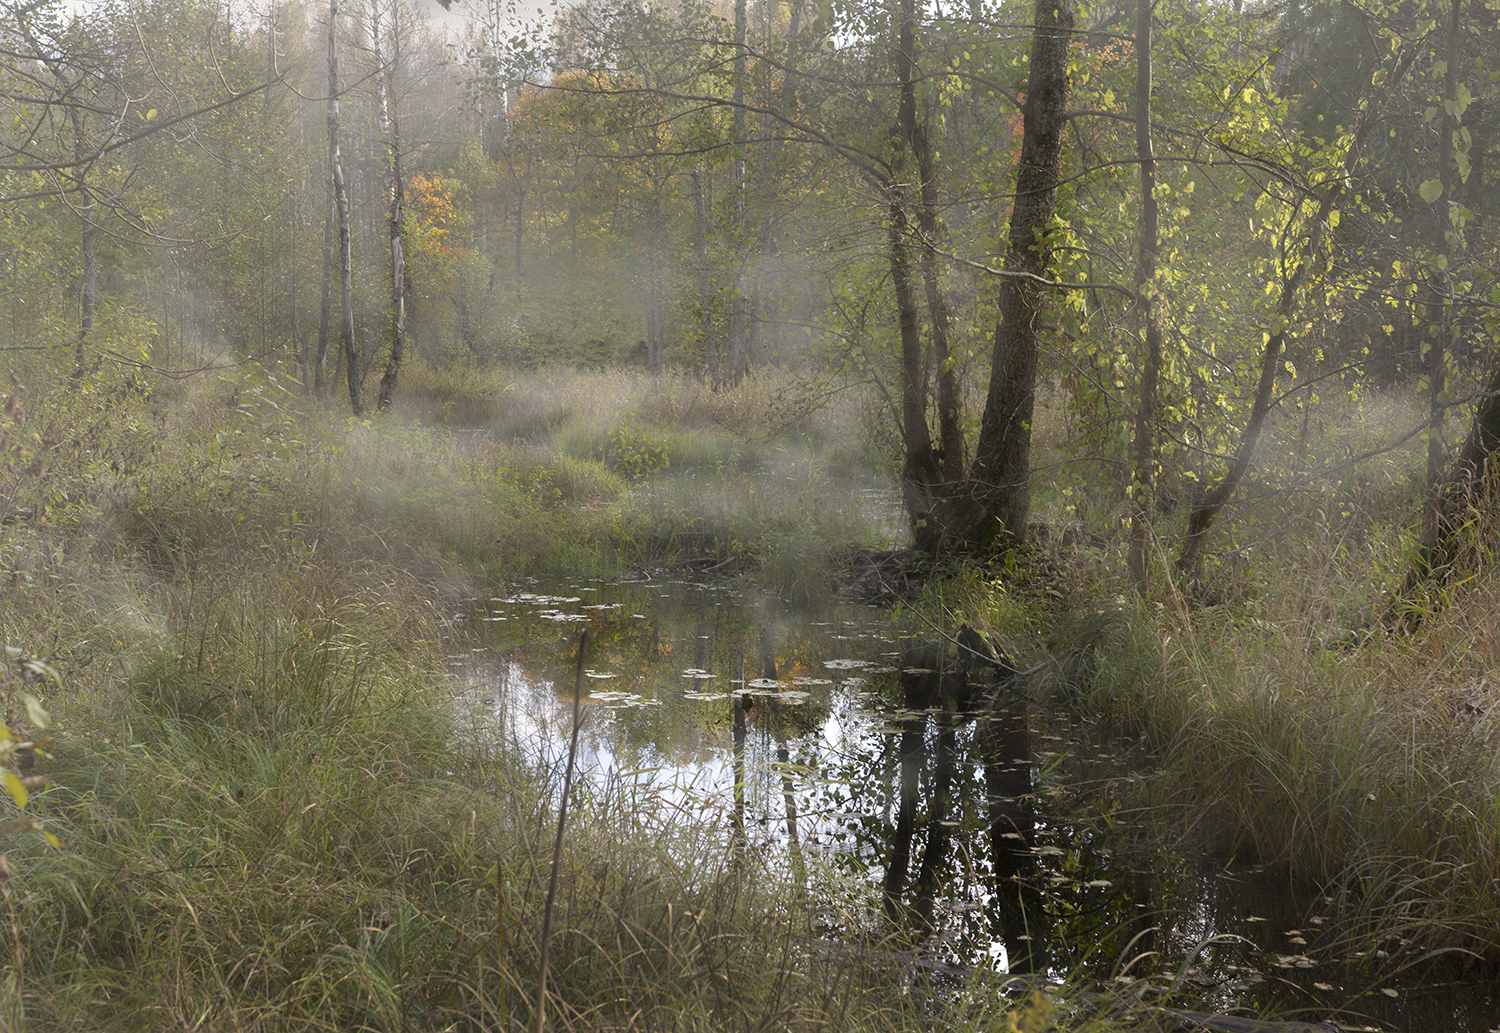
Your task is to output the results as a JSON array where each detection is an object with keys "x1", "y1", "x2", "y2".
[
  {"x1": 901, "y1": 668, "x2": 935, "y2": 675},
  {"x1": 1246, "y1": 916, "x2": 1268, "y2": 922},
  {"x1": 684, "y1": 692, "x2": 729, "y2": 701},
  {"x1": 863, "y1": 665, "x2": 897, "y2": 674},
  {"x1": 1032, "y1": 845, "x2": 1065, "y2": 856},
  {"x1": 1086, "y1": 879, "x2": 1112, "y2": 888},
  {"x1": 823, "y1": 659, "x2": 872, "y2": 670},
  {"x1": 1309, "y1": 915, "x2": 1326, "y2": 924},
  {"x1": 746, "y1": 678, "x2": 782, "y2": 690},
  {"x1": 1381, "y1": 989, "x2": 1398, "y2": 998},
  {"x1": 585, "y1": 672, "x2": 617, "y2": 679},
  {"x1": 1288, "y1": 937, "x2": 1308, "y2": 945},
  {"x1": 776, "y1": 690, "x2": 813, "y2": 703},
  {"x1": 590, "y1": 691, "x2": 633, "y2": 701},
  {"x1": 1002, "y1": 832, "x2": 1025, "y2": 840},
  {"x1": 792, "y1": 677, "x2": 833, "y2": 685},
  {"x1": 843, "y1": 677, "x2": 869, "y2": 690},
  {"x1": 1314, "y1": 983, "x2": 1334, "y2": 991},
  {"x1": 682, "y1": 671, "x2": 715, "y2": 679}
]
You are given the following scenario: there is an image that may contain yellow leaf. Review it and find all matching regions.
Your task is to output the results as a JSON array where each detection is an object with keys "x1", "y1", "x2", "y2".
[{"x1": 2, "y1": 772, "x2": 26, "y2": 810}]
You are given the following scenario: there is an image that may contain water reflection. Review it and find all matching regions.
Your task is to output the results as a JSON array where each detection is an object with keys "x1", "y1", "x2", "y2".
[{"x1": 453, "y1": 576, "x2": 1500, "y2": 1031}]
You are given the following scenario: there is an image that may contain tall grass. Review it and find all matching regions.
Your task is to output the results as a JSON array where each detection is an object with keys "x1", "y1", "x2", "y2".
[
  {"x1": 0, "y1": 361, "x2": 1062, "y2": 1032},
  {"x1": 7, "y1": 580, "x2": 1053, "y2": 1032},
  {"x1": 1032, "y1": 492, "x2": 1500, "y2": 967}
]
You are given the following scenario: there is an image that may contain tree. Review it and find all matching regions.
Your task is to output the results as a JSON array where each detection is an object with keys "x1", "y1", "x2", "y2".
[
  {"x1": 327, "y1": 0, "x2": 363, "y2": 415},
  {"x1": 1125, "y1": 0, "x2": 1164, "y2": 590},
  {"x1": 1176, "y1": 39, "x2": 1418, "y2": 580},
  {"x1": 954, "y1": 0, "x2": 1076, "y2": 549}
]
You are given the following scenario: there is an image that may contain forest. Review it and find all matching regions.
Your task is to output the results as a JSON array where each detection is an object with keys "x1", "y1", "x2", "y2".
[{"x1": 1, "y1": 0, "x2": 1499, "y2": 1027}]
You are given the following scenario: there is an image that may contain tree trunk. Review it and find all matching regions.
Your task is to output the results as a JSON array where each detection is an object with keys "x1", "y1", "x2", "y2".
[
  {"x1": 960, "y1": 0, "x2": 1075, "y2": 549},
  {"x1": 1177, "y1": 43, "x2": 1415, "y2": 580},
  {"x1": 375, "y1": 1, "x2": 406, "y2": 412},
  {"x1": 316, "y1": 195, "x2": 333, "y2": 397},
  {"x1": 726, "y1": 0, "x2": 750, "y2": 385},
  {"x1": 72, "y1": 186, "x2": 98, "y2": 382},
  {"x1": 327, "y1": 0, "x2": 363, "y2": 416},
  {"x1": 1410, "y1": 0, "x2": 1486, "y2": 588},
  {"x1": 890, "y1": 195, "x2": 939, "y2": 552},
  {"x1": 691, "y1": 171, "x2": 719, "y2": 386},
  {"x1": 895, "y1": 0, "x2": 963, "y2": 483},
  {"x1": 1126, "y1": 0, "x2": 1163, "y2": 591},
  {"x1": 1419, "y1": 0, "x2": 1463, "y2": 553}
]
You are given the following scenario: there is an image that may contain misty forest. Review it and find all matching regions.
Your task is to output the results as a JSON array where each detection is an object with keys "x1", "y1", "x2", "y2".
[{"x1": 2, "y1": 0, "x2": 1500, "y2": 1027}]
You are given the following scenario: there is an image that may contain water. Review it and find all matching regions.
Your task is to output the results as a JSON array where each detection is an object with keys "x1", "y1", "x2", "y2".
[{"x1": 454, "y1": 574, "x2": 1500, "y2": 1032}]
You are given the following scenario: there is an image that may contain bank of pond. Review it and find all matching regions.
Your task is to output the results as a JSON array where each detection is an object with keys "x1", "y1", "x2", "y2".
[{"x1": 458, "y1": 572, "x2": 1500, "y2": 1033}]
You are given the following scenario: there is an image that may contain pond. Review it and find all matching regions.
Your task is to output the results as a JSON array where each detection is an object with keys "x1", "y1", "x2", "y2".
[{"x1": 454, "y1": 573, "x2": 1500, "y2": 1032}]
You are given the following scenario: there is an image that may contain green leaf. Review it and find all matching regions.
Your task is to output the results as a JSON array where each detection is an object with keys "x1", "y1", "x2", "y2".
[
  {"x1": 1418, "y1": 179, "x2": 1444, "y2": 203},
  {"x1": 20, "y1": 693, "x2": 49, "y2": 731}
]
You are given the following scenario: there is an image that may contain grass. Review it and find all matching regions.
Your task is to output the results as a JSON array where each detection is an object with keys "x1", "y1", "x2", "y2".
[
  {"x1": 8, "y1": 350, "x2": 1500, "y2": 1031},
  {"x1": 0, "y1": 359, "x2": 1010, "y2": 1032}
]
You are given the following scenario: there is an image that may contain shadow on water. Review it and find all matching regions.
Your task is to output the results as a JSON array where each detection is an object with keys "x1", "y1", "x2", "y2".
[{"x1": 454, "y1": 573, "x2": 1500, "y2": 1032}]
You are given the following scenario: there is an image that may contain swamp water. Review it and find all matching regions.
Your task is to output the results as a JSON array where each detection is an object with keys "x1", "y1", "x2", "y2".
[{"x1": 454, "y1": 575, "x2": 1500, "y2": 1032}]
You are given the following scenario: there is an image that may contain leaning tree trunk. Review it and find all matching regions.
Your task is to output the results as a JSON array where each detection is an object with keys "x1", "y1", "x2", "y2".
[
  {"x1": 889, "y1": 0, "x2": 936, "y2": 552},
  {"x1": 958, "y1": 0, "x2": 1074, "y2": 549},
  {"x1": 327, "y1": 0, "x2": 363, "y2": 416},
  {"x1": 1125, "y1": 0, "x2": 1164, "y2": 591},
  {"x1": 374, "y1": 1, "x2": 406, "y2": 412},
  {"x1": 1176, "y1": 43, "x2": 1415, "y2": 580},
  {"x1": 895, "y1": 0, "x2": 962, "y2": 483}
]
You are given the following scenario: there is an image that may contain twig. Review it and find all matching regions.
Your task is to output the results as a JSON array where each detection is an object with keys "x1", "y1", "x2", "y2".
[{"x1": 535, "y1": 630, "x2": 589, "y2": 1033}]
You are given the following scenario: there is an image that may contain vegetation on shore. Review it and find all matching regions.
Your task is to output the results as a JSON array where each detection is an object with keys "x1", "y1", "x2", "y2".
[{"x1": 2, "y1": 359, "x2": 1499, "y2": 1032}]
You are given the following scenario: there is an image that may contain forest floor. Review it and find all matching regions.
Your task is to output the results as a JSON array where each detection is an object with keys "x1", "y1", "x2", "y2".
[{"x1": 0, "y1": 360, "x2": 1495, "y2": 1031}]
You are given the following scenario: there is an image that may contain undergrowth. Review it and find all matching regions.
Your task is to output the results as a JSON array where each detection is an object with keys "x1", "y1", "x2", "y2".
[{"x1": 7, "y1": 353, "x2": 1500, "y2": 1033}]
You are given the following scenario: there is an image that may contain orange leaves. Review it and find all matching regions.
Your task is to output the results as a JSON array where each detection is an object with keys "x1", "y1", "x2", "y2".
[{"x1": 407, "y1": 173, "x2": 456, "y2": 247}]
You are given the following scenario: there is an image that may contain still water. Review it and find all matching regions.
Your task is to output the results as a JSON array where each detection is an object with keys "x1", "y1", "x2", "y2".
[{"x1": 454, "y1": 574, "x2": 1500, "y2": 1032}]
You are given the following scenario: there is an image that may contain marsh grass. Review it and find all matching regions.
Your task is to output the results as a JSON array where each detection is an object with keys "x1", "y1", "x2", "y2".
[
  {"x1": 16, "y1": 347, "x2": 1500, "y2": 1029},
  {"x1": 1048, "y1": 554, "x2": 1500, "y2": 967},
  {"x1": 0, "y1": 362, "x2": 1072, "y2": 1032},
  {"x1": 9, "y1": 584, "x2": 1046, "y2": 1032}
]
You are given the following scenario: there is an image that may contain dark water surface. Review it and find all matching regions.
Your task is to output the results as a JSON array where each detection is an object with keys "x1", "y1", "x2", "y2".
[{"x1": 454, "y1": 575, "x2": 1500, "y2": 1032}]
